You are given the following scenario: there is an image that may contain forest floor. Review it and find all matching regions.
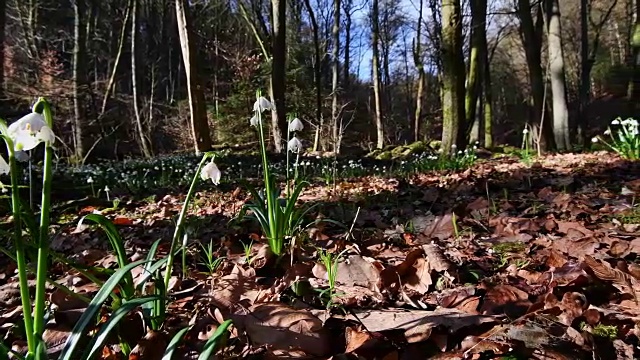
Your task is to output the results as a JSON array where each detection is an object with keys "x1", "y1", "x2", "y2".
[{"x1": 1, "y1": 151, "x2": 640, "y2": 359}]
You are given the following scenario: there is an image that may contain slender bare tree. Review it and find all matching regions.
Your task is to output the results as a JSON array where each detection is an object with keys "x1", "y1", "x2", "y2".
[{"x1": 175, "y1": 0, "x2": 212, "y2": 153}]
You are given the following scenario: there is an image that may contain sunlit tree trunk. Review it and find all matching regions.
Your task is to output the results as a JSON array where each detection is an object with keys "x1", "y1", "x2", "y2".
[
  {"x1": 331, "y1": 0, "x2": 341, "y2": 153},
  {"x1": 131, "y1": 0, "x2": 152, "y2": 157},
  {"x1": 175, "y1": 0, "x2": 212, "y2": 153},
  {"x1": 72, "y1": 0, "x2": 86, "y2": 161},
  {"x1": 627, "y1": 0, "x2": 640, "y2": 105},
  {"x1": 100, "y1": 0, "x2": 131, "y2": 117},
  {"x1": 372, "y1": 0, "x2": 384, "y2": 149},
  {"x1": 440, "y1": 0, "x2": 466, "y2": 154},
  {"x1": 303, "y1": 0, "x2": 322, "y2": 151},
  {"x1": 413, "y1": 0, "x2": 425, "y2": 142},
  {"x1": 517, "y1": 0, "x2": 554, "y2": 151},
  {"x1": 270, "y1": 0, "x2": 287, "y2": 153},
  {"x1": 483, "y1": 48, "x2": 493, "y2": 149},
  {"x1": 546, "y1": 0, "x2": 570, "y2": 151}
]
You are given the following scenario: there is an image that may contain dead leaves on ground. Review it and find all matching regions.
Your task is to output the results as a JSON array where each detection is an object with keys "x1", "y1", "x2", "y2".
[{"x1": 1, "y1": 153, "x2": 640, "y2": 359}]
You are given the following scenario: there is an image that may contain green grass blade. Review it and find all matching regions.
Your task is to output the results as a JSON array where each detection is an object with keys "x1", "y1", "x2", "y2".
[
  {"x1": 84, "y1": 296, "x2": 161, "y2": 360},
  {"x1": 81, "y1": 214, "x2": 135, "y2": 298},
  {"x1": 58, "y1": 259, "x2": 149, "y2": 360},
  {"x1": 197, "y1": 320, "x2": 233, "y2": 360},
  {"x1": 162, "y1": 326, "x2": 191, "y2": 360}
]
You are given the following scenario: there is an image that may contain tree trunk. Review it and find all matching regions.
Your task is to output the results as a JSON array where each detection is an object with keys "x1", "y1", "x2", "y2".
[
  {"x1": 440, "y1": 0, "x2": 466, "y2": 154},
  {"x1": 517, "y1": 0, "x2": 554, "y2": 151},
  {"x1": 131, "y1": 0, "x2": 151, "y2": 157},
  {"x1": 343, "y1": 0, "x2": 352, "y2": 90},
  {"x1": 331, "y1": 0, "x2": 341, "y2": 153},
  {"x1": 579, "y1": 0, "x2": 589, "y2": 146},
  {"x1": 72, "y1": 0, "x2": 86, "y2": 161},
  {"x1": 302, "y1": 0, "x2": 322, "y2": 151},
  {"x1": 483, "y1": 41, "x2": 493, "y2": 149},
  {"x1": 270, "y1": 0, "x2": 287, "y2": 153},
  {"x1": 175, "y1": 0, "x2": 212, "y2": 153},
  {"x1": 465, "y1": 0, "x2": 486, "y2": 138},
  {"x1": 627, "y1": 0, "x2": 640, "y2": 105},
  {"x1": 100, "y1": 0, "x2": 131, "y2": 117},
  {"x1": 0, "y1": 0, "x2": 6, "y2": 99},
  {"x1": 546, "y1": 0, "x2": 570, "y2": 151},
  {"x1": 413, "y1": 0, "x2": 425, "y2": 142},
  {"x1": 372, "y1": 0, "x2": 384, "y2": 149}
]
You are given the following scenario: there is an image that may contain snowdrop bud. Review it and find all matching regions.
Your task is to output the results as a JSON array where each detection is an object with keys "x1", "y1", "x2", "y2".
[
  {"x1": 250, "y1": 115, "x2": 260, "y2": 127},
  {"x1": 287, "y1": 136, "x2": 303, "y2": 153},
  {"x1": 87, "y1": 176, "x2": 94, "y2": 184},
  {"x1": 253, "y1": 97, "x2": 272, "y2": 113},
  {"x1": 0, "y1": 156, "x2": 9, "y2": 175},
  {"x1": 288, "y1": 118, "x2": 304, "y2": 132},
  {"x1": 104, "y1": 185, "x2": 110, "y2": 192},
  {"x1": 201, "y1": 160, "x2": 221, "y2": 185},
  {"x1": 451, "y1": 144, "x2": 457, "y2": 150},
  {"x1": 591, "y1": 137, "x2": 599, "y2": 143},
  {"x1": 611, "y1": 119, "x2": 620, "y2": 125},
  {"x1": 604, "y1": 129, "x2": 611, "y2": 135},
  {"x1": 522, "y1": 128, "x2": 529, "y2": 135}
]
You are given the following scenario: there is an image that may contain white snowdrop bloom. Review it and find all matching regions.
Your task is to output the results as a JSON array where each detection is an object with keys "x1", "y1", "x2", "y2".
[
  {"x1": 604, "y1": 129, "x2": 611, "y2": 135},
  {"x1": 201, "y1": 160, "x2": 221, "y2": 185},
  {"x1": 0, "y1": 156, "x2": 9, "y2": 175},
  {"x1": 611, "y1": 119, "x2": 621, "y2": 125},
  {"x1": 87, "y1": 176, "x2": 94, "y2": 184},
  {"x1": 104, "y1": 185, "x2": 110, "y2": 193},
  {"x1": 523, "y1": 128, "x2": 529, "y2": 135},
  {"x1": 287, "y1": 136, "x2": 303, "y2": 153},
  {"x1": 250, "y1": 115, "x2": 260, "y2": 127},
  {"x1": 591, "y1": 137, "x2": 599, "y2": 143},
  {"x1": 7, "y1": 113, "x2": 55, "y2": 151},
  {"x1": 451, "y1": 144, "x2": 457, "y2": 150},
  {"x1": 253, "y1": 97, "x2": 272, "y2": 113},
  {"x1": 288, "y1": 118, "x2": 304, "y2": 132}
]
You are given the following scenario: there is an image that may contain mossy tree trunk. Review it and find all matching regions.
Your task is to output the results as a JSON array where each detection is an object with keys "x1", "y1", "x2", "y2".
[{"x1": 440, "y1": 0, "x2": 466, "y2": 155}]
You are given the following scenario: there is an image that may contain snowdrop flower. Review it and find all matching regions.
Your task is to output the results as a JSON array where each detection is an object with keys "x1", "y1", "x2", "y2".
[
  {"x1": 87, "y1": 176, "x2": 94, "y2": 184},
  {"x1": 250, "y1": 115, "x2": 260, "y2": 127},
  {"x1": 253, "y1": 97, "x2": 272, "y2": 113},
  {"x1": 287, "y1": 136, "x2": 303, "y2": 153},
  {"x1": 591, "y1": 137, "x2": 599, "y2": 143},
  {"x1": 611, "y1": 119, "x2": 620, "y2": 125},
  {"x1": 523, "y1": 128, "x2": 529, "y2": 135},
  {"x1": 451, "y1": 144, "x2": 457, "y2": 150},
  {"x1": 7, "y1": 113, "x2": 55, "y2": 151},
  {"x1": 288, "y1": 118, "x2": 304, "y2": 132},
  {"x1": 604, "y1": 129, "x2": 611, "y2": 135},
  {"x1": 201, "y1": 160, "x2": 221, "y2": 185},
  {"x1": 0, "y1": 156, "x2": 8, "y2": 175}
]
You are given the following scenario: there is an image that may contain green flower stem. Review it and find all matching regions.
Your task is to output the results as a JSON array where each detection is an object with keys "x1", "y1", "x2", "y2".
[
  {"x1": 33, "y1": 98, "x2": 54, "y2": 337},
  {"x1": 7, "y1": 144, "x2": 35, "y2": 353},
  {"x1": 286, "y1": 118, "x2": 291, "y2": 198},
  {"x1": 164, "y1": 154, "x2": 209, "y2": 291},
  {"x1": 256, "y1": 108, "x2": 279, "y2": 256}
]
